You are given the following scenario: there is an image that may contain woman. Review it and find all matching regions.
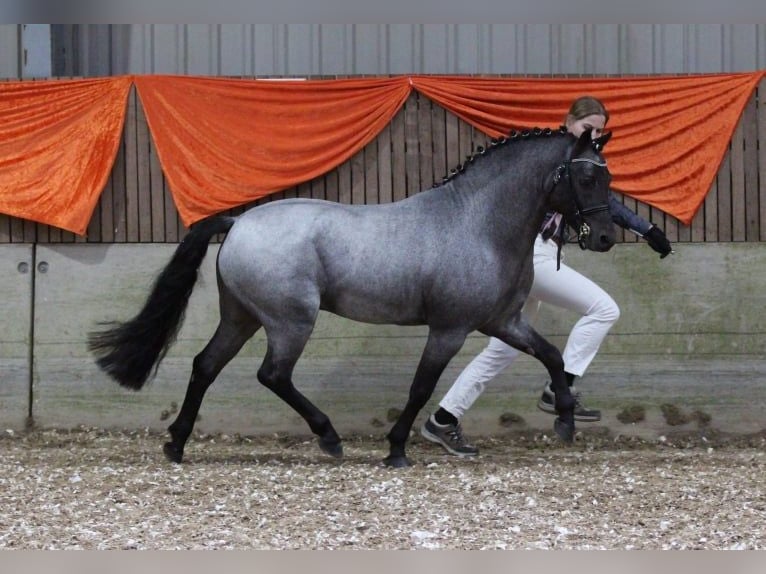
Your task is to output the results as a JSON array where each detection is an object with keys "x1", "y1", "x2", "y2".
[{"x1": 421, "y1": 95, "x2": 673, "y2": 457}]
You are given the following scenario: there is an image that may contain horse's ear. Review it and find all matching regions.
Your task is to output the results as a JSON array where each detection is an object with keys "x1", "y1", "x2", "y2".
[
  {"x1": 593, "y1": 131, "x2": 612, "y2": 152},
  {"x1": 572, "y1": 129, "x2": 593, "y2": 156}
]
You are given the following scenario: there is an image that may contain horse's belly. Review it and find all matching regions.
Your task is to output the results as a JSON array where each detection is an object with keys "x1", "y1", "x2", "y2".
[{"x1": 320, "y1": 290, "x2": 426, "y2": 326}]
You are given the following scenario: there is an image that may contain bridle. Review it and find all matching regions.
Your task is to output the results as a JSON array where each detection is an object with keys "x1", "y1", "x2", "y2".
[{"x1": 548, "y1": 154, "x2": 611, "y2": 250}]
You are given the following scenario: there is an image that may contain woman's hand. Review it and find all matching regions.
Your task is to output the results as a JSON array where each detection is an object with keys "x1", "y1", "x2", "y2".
[{"x1": 644, "y1": 225, "x2": 673, "y2": 258}]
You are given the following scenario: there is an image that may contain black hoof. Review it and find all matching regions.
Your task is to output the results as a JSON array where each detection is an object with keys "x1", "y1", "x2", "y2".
[
  {"x1": 318, "y1": 438, "x2": 343, "y2": 458},
  {"x1": 382, "y1": 455, "x2": 412, "y2": 468},
  {"x1": 554, "y1": 418, "x2": 575, "y2": 443},
  {"x1": 163, "y1": 442, "x2": 184, "y2": 463}
]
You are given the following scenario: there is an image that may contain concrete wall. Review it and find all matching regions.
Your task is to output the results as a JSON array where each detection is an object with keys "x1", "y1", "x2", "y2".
[
  {"x1": 0, "y1": 245, "x2": 31, "y2": 428},
  {"x1": 2, "y1": 242, "x2": 765, "y2": 439}
]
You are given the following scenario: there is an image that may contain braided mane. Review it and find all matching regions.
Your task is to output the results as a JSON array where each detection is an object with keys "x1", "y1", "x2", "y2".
[{"x1": 433, "y1": 125, "x2": 568, "y2": 188}]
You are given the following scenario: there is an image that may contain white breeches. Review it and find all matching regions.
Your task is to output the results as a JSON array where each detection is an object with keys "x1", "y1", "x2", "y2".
[{"x1": 439, "y1": 234, "x2": 620, "y2": 419}]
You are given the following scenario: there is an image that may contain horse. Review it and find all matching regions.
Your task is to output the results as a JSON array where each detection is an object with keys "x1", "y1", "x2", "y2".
[{"x1": 88, "y1": 126, "x2": 615, "y2": 468}]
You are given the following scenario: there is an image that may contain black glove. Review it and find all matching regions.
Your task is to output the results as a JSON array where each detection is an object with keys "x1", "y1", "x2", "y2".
[{"x1": 644, "y1": 225, "x2": 672, "y2": 258}]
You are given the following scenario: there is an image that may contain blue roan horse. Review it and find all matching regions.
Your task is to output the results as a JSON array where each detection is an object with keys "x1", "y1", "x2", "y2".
[{"x1": 89, "y1": 127, "x2": 615, "y2": 467}]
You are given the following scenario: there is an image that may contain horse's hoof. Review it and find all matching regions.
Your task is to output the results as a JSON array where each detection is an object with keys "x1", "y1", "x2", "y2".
[
  {"x1": 163, "y1": 442, "x2": 184, "y2": 463},
  {"x1": 318, "y1": 438, "x2": 343, "y2": 458},
  {"x1": 382, "y1": 455, "x2": 412, "y2": 468},
  {"x1": 554, "y1": 418, "x2": 575, "y2": 443}
]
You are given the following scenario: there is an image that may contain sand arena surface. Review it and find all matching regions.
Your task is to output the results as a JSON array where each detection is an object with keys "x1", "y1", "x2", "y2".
[{"x1": 1, "y1": 427, "x2": 764, "y2": 550}]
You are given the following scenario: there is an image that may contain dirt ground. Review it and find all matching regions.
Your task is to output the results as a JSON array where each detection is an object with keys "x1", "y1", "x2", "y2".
[{"x1": 1, "y1": 427, "x2": 764, "y2": 550}]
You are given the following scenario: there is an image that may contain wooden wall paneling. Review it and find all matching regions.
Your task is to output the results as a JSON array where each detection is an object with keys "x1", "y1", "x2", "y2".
[
  {"x1": 417, "y1": 94, "x2": 434, "y2": 192},
  {"x1": 699, "y1": 177, "x2": 717, "y2": 242},
  {"x1": 689, "y1": 194, "x2": 706, "y2": 242},
  {"x1": 457, "y1": 118, "x2": 473, "y2": 171},
  {"x1": 660, "y1": 205, "x2": 679, "y2": 243},
  {"x1": 717, "y1": 148, "x2": 733, "y2": 242},
  {"x1": 10, "y1": 212, "x2": 25, "y2": 243},
  {"x1": 676, "y1": 213, "x2": 692, "y2": 243},
  {"x1": 98, "y1": 170, "x2": 116, "y2": 243},
  {"x1": 404, "y1": 93, "x2": 421, "y2": 196},
  {"x1": 135, "y1": 94, "x2": 153, "y2": 242},
  {"x1": 324, "y1": 168, "x2": 340, "y2": 204},
  {"x1": 430, "y1": 103, "x2": 447, "y2": 186},
  {"x1": 278, "y1": 180, "x2": 297, "y2": 200},
  {"x1": 35, "y1": 221, "x2": 49, "y2": 244},
  {"x1": 84, "y1": 189, "x2": 102, "y2": 243},
  {"x1": 337, "y1": 153, "x2": 352, "y2": 204},
  {"x1": 363, "y1": 137, "x2": 379, "y2": 204},
  {"x1": 162, "y1": 179, "x2": 179, "y2": 243},
  {"x1": 729, "y1": 118, "x2": 747, "y2": 241},
  {"x1": 296, "y1": 180, "x2": 312, "y2": 200},
  {"x1": 351, "y1": 146, "x2": 366, "y2": 205},
  {"x1": 56, "y1": 228, "x2": 75, "y2": 243},
  {"x1": 742, "y1": 96, "x2": 759, "y2": 241},
  {"x1": 634, "y1": 200, "x2": 652, "y2": 244},
  {"x1": 471, "y1": 125, "x2": 487, "y2": 156},
  {"x1": 43, "y1": 224, "x2": 55, "y2": 243},
  {"x1": 444, "y1": 109, "x2": 460, "y2": 179},
  {"x1": 615, "y1": 194, "x2": 633, "y2": 244},
  {"x1": 311, "y1": 169, "x2": 328, "y2": 201},
  {"x1": 147, "y1": 125, "x2": 166, "y2": 242},
  {"x1": 21, "y1": 217, "x2": 37, "y2": 243},
  {"x1": 275, "y1": 190, "x2": 289, "y2": 202},
  {"x1": 177, "y1": 212, "x2": 189, "y2": 241},
  {"x1": 376, "y1": 123, "x2": 393, "y2": 204},
  {"x1": 390, "y1": 105, "x2": 406, "y2": 202},
  {"x1": 110, "y1": 113, "x2": 128, "y2": 242},
  {"x1": 123, "y1": 87, "x2": 139, "y2": 242},
  {"x1": 0, "y1": 215, "x2": 10, "y2": 243}
]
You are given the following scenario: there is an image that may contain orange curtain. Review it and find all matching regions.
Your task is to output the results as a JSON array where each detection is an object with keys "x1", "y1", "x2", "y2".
[
  {"x1": 133, "y1": 75, "x2": 412, "y2": 226},
  {"x1": 0, "y1": 73, "x2": 763, "y2": 233},
  {"x1": 0, "y1": 76, "x2": 132, "y2": 235},
  {"x1": 412, "y1": 73, "x2": 764, "y2": 224}
]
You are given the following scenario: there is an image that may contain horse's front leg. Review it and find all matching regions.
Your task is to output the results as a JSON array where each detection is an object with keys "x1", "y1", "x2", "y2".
[
  {"x1": 483, "y1": 316, "x2": 576, "y2": 443},
  {"x1": 385, "y1": 328, "x2": 468, "y2": 468}
]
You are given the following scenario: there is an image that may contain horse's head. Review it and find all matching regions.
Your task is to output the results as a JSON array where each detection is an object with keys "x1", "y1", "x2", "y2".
[{"x1": 548, "y1": 130, "x2": 615, "y2": 252}]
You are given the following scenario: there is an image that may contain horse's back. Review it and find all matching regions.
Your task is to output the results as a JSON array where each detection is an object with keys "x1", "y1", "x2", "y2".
[
  {"x1": 222, "y1": 198, "x2": 401, "y2": 256},
  {"x1": 216, "y1": 198, "x2": 423, "y2": 323},
  {"x1": 216, "y1": 195, "x2": 526, "y2": 329}
]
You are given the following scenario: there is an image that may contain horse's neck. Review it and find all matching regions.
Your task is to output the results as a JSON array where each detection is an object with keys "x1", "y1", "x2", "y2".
[{"x1": 456, "y1": 141, "x2": 565, "y2": 248}]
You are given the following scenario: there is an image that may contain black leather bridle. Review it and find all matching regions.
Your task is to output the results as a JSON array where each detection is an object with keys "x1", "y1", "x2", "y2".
[
  {"x1": 548, "y1": 154, "x2": 611, "y2": 250},
  {"x1": 553, "y1": 157, "x2": 611, "y2": 248}
]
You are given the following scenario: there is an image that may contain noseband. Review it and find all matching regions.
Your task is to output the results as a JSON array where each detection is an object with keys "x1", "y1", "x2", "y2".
[{"x1": 549, "y1": 156, "x2": 610, "y2": 249}]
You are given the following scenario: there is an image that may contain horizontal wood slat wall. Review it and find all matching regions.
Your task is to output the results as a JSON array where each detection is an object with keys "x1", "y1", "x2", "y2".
[{"x1": 1, "y1": 78, "x2": 764, "y2": 244}]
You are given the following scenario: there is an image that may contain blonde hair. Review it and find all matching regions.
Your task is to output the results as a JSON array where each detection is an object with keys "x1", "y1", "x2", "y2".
[{"x1": 567, "y1": 96, "x2": 609, "y2": 125}]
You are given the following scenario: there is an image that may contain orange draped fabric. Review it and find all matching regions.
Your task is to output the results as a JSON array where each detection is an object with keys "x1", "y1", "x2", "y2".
[
  {"x1": 0, "y1": 76, "x2": 132, "y2": 235},
  {"x1": 133, "y1": 75, "x2": 412, "y2": 226},
  {"x1": 0, "y1": 72, "x2": 763, "y2": 233},
  {"x1": 412, "y1": 73, "x2": 764, "y2": 224}
]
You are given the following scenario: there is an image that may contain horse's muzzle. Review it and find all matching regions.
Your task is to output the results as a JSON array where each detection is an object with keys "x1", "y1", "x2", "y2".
[{"x1": 577, "y1": 222, "x2": 616, "y2": 252}]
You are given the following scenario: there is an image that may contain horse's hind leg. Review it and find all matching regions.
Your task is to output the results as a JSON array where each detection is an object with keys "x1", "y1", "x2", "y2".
[
  {"x1": 257, "y1": 325, "x2": 343, "y2": 458},
  {"x1": 483, "y1": 318, "x2": 576, "y2": 443},
  {"x1": 385, "y1": 328, "x2": 467, "y2": 468},
  {"x1": 164, "y1": 308, "x2": 259, "y2": 463}
]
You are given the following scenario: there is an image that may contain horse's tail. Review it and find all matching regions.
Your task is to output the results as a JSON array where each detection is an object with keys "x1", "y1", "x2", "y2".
[{"x1": 88, "y1": 215, "x2": 237, "y2": 390}]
